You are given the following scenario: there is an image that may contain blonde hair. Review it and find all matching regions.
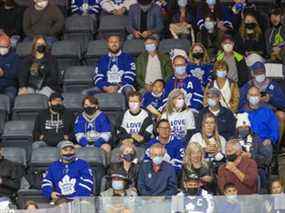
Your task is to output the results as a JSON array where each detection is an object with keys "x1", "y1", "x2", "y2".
[
  {"x1": 165, "y1": 89, "x2": 186, "y2": 114},
  {"x1": 201, "y1": 112, "x2": 222, "y2": 149},
  {"x1": 239, "y1": 14, "x2": 263, "y2": 41},
  {"x1": 183, "y1": 142, "x2": 208, "y2": 170},
  {"x1": 189, "y1": 42, "x2": 210, "y2": 64}
]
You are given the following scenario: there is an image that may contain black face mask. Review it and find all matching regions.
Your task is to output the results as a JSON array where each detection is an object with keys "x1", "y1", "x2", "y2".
[
  {"x1": 51, "y1": 104, "x2": 64, "y2": 113},
  {"x1": 273, "y1": 23, "x2": 282, "y2": 28},
  {"x1": 227, "y1": 153, "x2": 238, "y2": 162},
  {"x1": 192, "y1": 52, "x2": 204, "y2": 59},
  {"x1": 185, "y1": 187, "x2": 199, "y2": 196},
  {"x1": 122, "y1": 153, "x2": 135, "y2": 162},
  {"x1": 244, "y1": 22, "x2": 256, "y2": 29},
  {"x1": 84, "y1": 106, "x2": 97, "y2": 115},
  {"x1": 36, "y1": 45, "x2": 47, "y2": 53}
]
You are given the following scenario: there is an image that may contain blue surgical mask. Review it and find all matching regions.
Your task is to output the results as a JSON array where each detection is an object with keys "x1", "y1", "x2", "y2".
[
  {"x1": 112, "y1": 180, "x2": 125, "y2": 190},
  {"x1": 216, "y1": 70, "x2": 227, "y2": 78},
  {"x1": 152, "y1": 156, "x2": 163, "y2": 165},
  {"x1": 248, "y1": 96, "x2": 260, "y2": 105},
  {"x1": 206, "y1": 0, "x2": 216, "y2": 5},
  {"x1": 145, "y1": 43, "x2": 156, "y2": 52},
  {"x1": 178, "y1": 0, "x2": 187, "y2": 7},
  {"x1": 207, "y1": 98, "x2": 217, "y2": 107},
  {"x1": 62, "y1": 154, "x2": 76, "y2": 162},
  {"x1": 175, "y1": 66, "x2": 186, "y2": 75},
  {"x1": 255, "y1": 74, "x2": 266, "y2": 83}
]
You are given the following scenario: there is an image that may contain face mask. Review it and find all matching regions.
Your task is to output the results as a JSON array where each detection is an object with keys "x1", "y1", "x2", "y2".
[
  {"x1": 62, "y1": 153, "x2": 76, "y2": 162},
  {"x1": 129, "y1": 102, "x2": 140, "y2": 112},
  {"x1": 152, "y1": 92, "x2": 163, "y2": 98},
  {"x1": 207, "y1": 98, "x2": 217, "y2": 107},
  {"x1": 204, "y1": 21, "x2": 215, "y2": 33},
  {"x1": 175, "y1": 66, "x2": 186, "y2": 75},
  {"x1": 36, "y1": 0, "x2": 48, "y2": 9},
  {"x1": 239, "y1": 128, "x2": 250, "y2": 138},
  {"x1": 255, "y1": 74, "x2": 266, "y2": 83},
  {"x1": 222, "y1": 44, "x2": 234, "y2": 53},
  {"x1": 84, "y1": 106, "x2": 97, "y2": 115},
  {"x1": 186, "y1": 187, "x2": 199, "y2": 196},
  {"x1": 152, "y1": 156, "x2": 163, "y2": 165},
  {"x1": 248, "y1": 96, "x2": 260, "y2": 105},
  {"x1": 192, "y1": 52, "x2": 204, "y2": 59},
  {"x1": 112, "y1": 180, "x2": 125, "y2": 191},
  {"x1": 227, "y1": 153, "x2": 238, "y2": 162},
  {"x1": 216, "y1": 70, "x2": 227, "y2": 78},
  {"x1": 36, "y1": 45, "x2": 46, "y2": 53},
  {"x1": 145, "y1": 43, "x2": 156, "y2": 52},
  {"x1": 178, "y1": 0, "x2": 188, "y2": 7},
  {"x1": 51, "y1": 104, "x2": 64, "y2": 113},
  {"x1": 0, "y1": 47, "x2": 9, "y2": 56},
  {"x1": 122, "y1": 153, "x2": 135, "y2": 162},
  {"x1": 175, "y1": 98, "x2": 185, "y2": 109},
  {"x1": 206, "y1": 0, "x2": 216, "y2": 5},
  {"x1": 244, "y1": 22, "x2": 256, "y2": 30}
]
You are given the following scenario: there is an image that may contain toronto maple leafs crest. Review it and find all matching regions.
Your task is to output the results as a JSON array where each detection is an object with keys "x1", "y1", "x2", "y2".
[
  {"x1": 191, "y1": 68, "x2": 204, "y2": 80},
  {"x1": 107, "y1": 64, "x2": 124, "y2": 84},
  {"x1": 58, "y1": 175, "x2": 76, "y2": 196}
]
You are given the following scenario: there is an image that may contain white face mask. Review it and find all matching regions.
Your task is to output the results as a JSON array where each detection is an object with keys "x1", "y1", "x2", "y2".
[
  {"x1": 255, "y1": 74, "x2": 266, "y2": 83},
  {"x1": 222, "y1": 44, "x2": 234, "y2": 53},
  {"x1": 36, "y1": 0, "x2": 48, "y2": 9},
  {"x1": 248, "y1": 96, "x2": 260, "y2": 105},
  {"x1": 178, "y1": 0, "x2": 188, "y2": 7},
  {"x1": 0, "y1": 47, "x2": 9, "y2": 56},
  {"x1": 216, "y1": 70, "x2": 227, "y2": 78},
  {"x1": 175, "y1": 98, "x2": 185, "y2": 109}
]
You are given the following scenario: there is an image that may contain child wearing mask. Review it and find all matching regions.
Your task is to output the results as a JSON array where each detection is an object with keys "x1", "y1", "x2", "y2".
[
  {"x1": 187, "y1": 43, "x2": 213, "y2": 89},
  {"x1": 74, "y1": 96, "x2": 112, "y2": 152},
  {"x1": 142, "y1": 79, "x2": 165, "y2": 119},
  {"x1": 118, "y1": 91, "x2": 153, "y2": 147},
  {"x1": 161, "y1": 89, "x2": 196, "y2": 142}
]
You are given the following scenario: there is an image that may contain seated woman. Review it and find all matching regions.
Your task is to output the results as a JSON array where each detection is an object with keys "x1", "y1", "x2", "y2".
[
  {"x1": 182, "y1": 142, "x2": 215, "y2": 193},
  {"x1": 18, "y1": 36, "x2": 60, "y2": 97},
  {"x1": 189, "y1": 112, "x2": 226, "y2": 173},
  {"x1": 235, "y1": 11, "x2": 266, "y2": 57},
  {"x1": 107, "y1": 142, "x2": 139, "y2": 189},
  {"x1": 187, "y1": 42, "x2": 213, "y2": 89},
  {"x1": 204, "y1": 60, "x2": 240, "y2": 113},
  {"x1": 161, "y1": 89, "x2": 196, "y2": 142},
  {"x1": 74, "y1": 96, "x2": 112, "y2": 152}
]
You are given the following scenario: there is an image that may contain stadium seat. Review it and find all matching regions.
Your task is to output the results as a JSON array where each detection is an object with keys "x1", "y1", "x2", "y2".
[
  {"x1": 158, "y1": 39, "x2": 191, "y2": 54},
  {"x1": 51, "y1": 40, "x2": 82, "y2": 78},
  {"x1": 0, "y1": 94, "x2": 10, "y2": 135},
  {"x1": 3, "y1": 147, "x2": 27, "y2": 167},
  {"x1": 1, "y1": 120, "x2": 35, "y2": 161},
  {"x1": 85, "y1": 40, "x2": 108, "y2": 65},
  {"x1": 15, "y1": 41, "x2": 33, "y2": 58},
  {"x1": 17, "y1": 189, "x2": 50, "y2": 209},
  {"x1": 64, "y1": 15, "x2": 96, "y2": 52},
  {"x1": 62, "y1": 92, "x2": 85, "y2": 115},
  {"x1": 122, "y1": 39, "x2": 145, "y2": 58},
  {"x1": 12, "y1": 94, "x2": 49, "y2": 121},
  {"x1": 98, "y1": 15, "x2": 128, "y2": 38},
  {"x1": 63, "y1": 66, "x2": 93, "y2": 93},
  {"x1": 110, "y1": 146, "x2": 145, "y2": 164},
  {"x1": 77, "y1": 147, "x2": 106, "y2": 195}
]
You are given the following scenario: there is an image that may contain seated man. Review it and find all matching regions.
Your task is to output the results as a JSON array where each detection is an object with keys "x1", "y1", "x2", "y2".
[
  {"x1": 164, "y1": 55, "x2": 204, "y2": 113},
  {"x1": 0, "y1": 33, "x2": 22, "y2": 102},
  {"x1": 100, "y1": 0, "x2": 135, "y2": 15},
  {"x1": 138, "y1": 143, "x2": 177, "y2": 196},
  {"x1": 33, "y1": 93, "x2": 74, "y2": 148},
  {"x1": 87, "y1": 35, "x2": 136, "y2": 95},
  {"x1": 145, "y1": 119, "x2": 185, "y2": 173},
  {"x1": 0, "y1": 144, "x2": 23, "y2": 200},
  {"x1": 136, "y1": 36, "x2": 172, "y2": 91},
  {"x1": 218, "y1": 140, "x2": 258, "y2": 195},
  {"x1": 197, "y1": 87, "x2": 236, "y2": 140},
  {"x1": 240, "y1": 85, "x2": 280, "y2": 147},
  {"x1": 127, "y1": 0, "x2": 163, "y2": 39},
  {"x1": 118, "y1": 91, "x2": 153, "y2": 147},
  {"x1": 23, "y1": 0, "x2": 64, "y2": 44},
  {"x1": 240, "y1": 61, "x2": 285, "y2": 144},
  {"x1": 42, "y1": 141, "x2": 94, "y2": 201}
]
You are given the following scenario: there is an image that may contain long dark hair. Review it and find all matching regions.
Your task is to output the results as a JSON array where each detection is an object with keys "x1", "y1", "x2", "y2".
[{"x1": 198, "y1": 0, "x2": 223, "y2": 21}]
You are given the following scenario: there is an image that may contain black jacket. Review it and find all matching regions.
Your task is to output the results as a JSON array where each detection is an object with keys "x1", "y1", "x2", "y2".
[
  {"x1": 34, "y1": 108, "x2": 74, "y2": 146},
  {"x1": 0, "y1": 158, "x2": 23, "y2": 198},
  {"x1": 196, "y1": 106, "x2": 236, "y2": 140}
]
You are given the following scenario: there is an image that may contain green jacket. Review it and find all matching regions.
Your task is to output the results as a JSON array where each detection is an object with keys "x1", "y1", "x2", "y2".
[{"x1": 136, "y1": 51, "x2": 172, "y2": 89}]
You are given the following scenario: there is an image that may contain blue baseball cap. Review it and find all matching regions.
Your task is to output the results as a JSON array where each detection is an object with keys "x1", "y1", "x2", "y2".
[{"x1": 250, "y1": 61, "x2": 265, "y2": 72}]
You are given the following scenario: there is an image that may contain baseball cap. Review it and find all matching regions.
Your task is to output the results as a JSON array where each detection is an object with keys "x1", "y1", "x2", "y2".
[
  {"x1": 251, "y1": 61, "x2": 265, "y2": 72},
  {"x1": 57, "y1": 140, "x2": 75, "y2": 150}
]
